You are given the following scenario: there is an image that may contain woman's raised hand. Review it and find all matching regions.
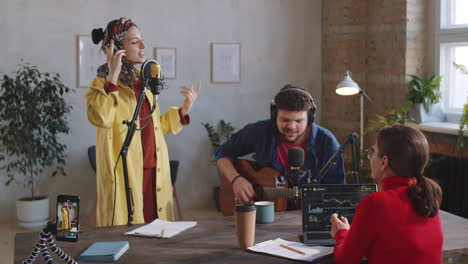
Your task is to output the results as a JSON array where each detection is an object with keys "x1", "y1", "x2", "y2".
[
  {"x1": 180, "y1": 80, "x2": 202, "y2": 116},
  {"x1": 105, "y1": 39, "x2": 126, "y2": 85}
]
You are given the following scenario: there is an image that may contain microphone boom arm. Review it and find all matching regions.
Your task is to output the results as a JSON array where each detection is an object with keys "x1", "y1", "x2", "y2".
[{"x1": 314, "y1": 133, "x2": 360, "y2": 184}]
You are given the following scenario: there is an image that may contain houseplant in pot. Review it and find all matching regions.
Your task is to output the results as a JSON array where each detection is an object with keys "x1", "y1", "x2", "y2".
[
  {"x1": 0, "y1": 62, "x2": 73, "y2": 229},
  {"x1": 407, "y1": 74, "x2": 443, "y2": 123},
  {"x1": 202, "y1": 120, "x2": 235, "y2": 210}
]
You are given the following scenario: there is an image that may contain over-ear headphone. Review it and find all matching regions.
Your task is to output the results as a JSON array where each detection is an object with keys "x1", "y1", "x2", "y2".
[{"x1": 270, "y1": 88, "x2": 316, "y2": 125}]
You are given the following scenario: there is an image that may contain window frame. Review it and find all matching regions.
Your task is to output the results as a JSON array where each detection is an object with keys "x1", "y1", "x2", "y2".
[{"x1": 435, "y1": 0, "x2": 468, "y2": 123}]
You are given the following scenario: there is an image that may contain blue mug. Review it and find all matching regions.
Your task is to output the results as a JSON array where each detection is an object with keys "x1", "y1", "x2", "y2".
[{"x1": 254, "y1": 201, "x2": 274, "y2": 224}]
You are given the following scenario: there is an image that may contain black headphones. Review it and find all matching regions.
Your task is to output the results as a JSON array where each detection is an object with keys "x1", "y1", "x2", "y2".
[{"x1": 270, "y1": 88, "x2": 316, "y2": 125}]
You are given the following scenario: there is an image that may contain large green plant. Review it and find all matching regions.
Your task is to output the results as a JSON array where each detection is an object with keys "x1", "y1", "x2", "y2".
[
  {"x1": 0, "y1": 62, "x2": 73, "y2": 200},
  {"x1": 407, "y1": 74, "x2": 442, "y2": 113},
  {"x1": 202, "y1": 120, "x2": 235, "y2": 155}
]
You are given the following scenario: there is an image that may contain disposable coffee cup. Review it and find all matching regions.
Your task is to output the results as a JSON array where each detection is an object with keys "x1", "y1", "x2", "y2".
[
  {"x1": 254, "y1": 201, "x2": 274, "y2": 224},
  {"x1": 234, "y1": 204, "x2": 256, "y2": 249}
]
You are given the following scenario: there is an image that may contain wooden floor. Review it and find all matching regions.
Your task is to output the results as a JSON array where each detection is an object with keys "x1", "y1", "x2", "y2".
[{"x1": 2, "y1": 208, "x2": 223, "y2": 264}]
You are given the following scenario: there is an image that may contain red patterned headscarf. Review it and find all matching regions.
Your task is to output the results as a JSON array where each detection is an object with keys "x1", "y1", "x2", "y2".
[
  {"x1": 94, "y1": 17, "x2": 138, "y2": 87},
  {"x1": 102, "y1": 17, "x2": 136, "y2": 51}
]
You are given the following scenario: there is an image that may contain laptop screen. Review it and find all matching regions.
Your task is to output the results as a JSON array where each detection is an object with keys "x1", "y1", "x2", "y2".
[{"x1": 301, "y1": 184, "x2": 377, "y2": 232}]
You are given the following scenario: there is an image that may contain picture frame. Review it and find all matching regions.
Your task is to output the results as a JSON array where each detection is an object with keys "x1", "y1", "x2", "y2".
[
  {"x1": 154, "y1": 47, "x2": 176, "y2": 79},
  {"x1": 211, "y1": 43, "x2": 241, "y2": 83},
  {"x1": 77, "y1": 35, "x2": 106, "y2": 88}
]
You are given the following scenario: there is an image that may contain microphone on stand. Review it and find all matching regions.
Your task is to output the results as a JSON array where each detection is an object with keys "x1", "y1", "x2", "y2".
[
  {"x1": 288, "y1": 147, "x2": 310, "y2": 187},
  {"x1": 140, "y1": 59, "x2": 164, "y2": 95}
]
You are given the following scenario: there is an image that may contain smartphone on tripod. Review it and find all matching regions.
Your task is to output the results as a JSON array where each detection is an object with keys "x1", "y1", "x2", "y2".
[{"x1": 55, "y1": 195, "x2": 80, "y2": 242}]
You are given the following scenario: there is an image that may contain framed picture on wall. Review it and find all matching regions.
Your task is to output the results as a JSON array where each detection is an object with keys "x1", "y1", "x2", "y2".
[
  {"x1": 154, "y1": 47, "x2": 176, "y2": 79},
  {"x1": 211, "y1": 43, "x2": 241, "y2": 83},
  {"x1": 77, "y1": 35, "x2": 106, "y2": 88}
]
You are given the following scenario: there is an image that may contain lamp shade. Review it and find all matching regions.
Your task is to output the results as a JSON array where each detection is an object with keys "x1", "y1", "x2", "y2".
[{"x1": 336, "y1": 71, "x2": 361, "y2": 96}]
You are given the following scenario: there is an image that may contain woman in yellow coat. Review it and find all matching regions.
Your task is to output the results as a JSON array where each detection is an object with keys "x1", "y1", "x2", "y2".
[
  {"x1": 60, "y1": 202, "x2": 70, "y2": 229},
  {"x1": 85, "y1": 18, "x2": 201, "y2": 227}
]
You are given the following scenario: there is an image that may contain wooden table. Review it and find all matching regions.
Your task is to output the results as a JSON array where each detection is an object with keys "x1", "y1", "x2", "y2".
[{"x1": 15, "y1": 210, "x2": 468, "y2": 263}]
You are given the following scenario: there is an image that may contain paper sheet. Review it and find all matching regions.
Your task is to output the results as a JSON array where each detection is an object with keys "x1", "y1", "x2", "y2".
[
  {"x1": 248, "y1": 238, "x2": 333, "y2": 262},
  {"x1": 125, "y1": 219, "x2": 197, "y2": 238}
]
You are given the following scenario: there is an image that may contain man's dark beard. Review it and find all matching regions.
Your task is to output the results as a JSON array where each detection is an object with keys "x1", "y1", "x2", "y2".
[{"x1": 280, "y1": 130, "x2": 305, "y2": 144}]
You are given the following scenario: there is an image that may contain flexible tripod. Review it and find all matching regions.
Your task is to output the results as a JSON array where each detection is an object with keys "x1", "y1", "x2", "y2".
[{"x1": 22, "y1": 222, "x2": 78, "y2": 264}]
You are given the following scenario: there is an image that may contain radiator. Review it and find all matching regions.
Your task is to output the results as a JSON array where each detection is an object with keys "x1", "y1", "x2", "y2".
[{"x1": 426, "y1": 154, "x2": 468, "y2": 219}]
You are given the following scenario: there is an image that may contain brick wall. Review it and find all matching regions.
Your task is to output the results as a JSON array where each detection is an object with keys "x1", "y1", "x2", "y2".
[{"x1": 322, "y1": 0, "x2": 425, "y2": 146}]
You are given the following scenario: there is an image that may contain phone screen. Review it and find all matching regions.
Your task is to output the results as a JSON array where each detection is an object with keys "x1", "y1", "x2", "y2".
[{"x1": 56, "y1": 195, "x2": 80, "y2": 242}]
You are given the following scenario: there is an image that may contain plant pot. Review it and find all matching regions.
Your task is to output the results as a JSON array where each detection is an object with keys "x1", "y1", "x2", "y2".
[
  {"x1": 16, "y1": 196, "x2": 50, "y2": 230},
  {"x1": 408, "y1": 103, "x2": 445, "y2": 123}
]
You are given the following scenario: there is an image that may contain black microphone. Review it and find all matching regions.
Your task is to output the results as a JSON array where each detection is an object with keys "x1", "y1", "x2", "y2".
[
  {"x1": 140, "y1": 59, "x2": 164, "y2": 95},
  {"x1": 288, "y1": 147, "x2": 304, "y2": 169},
  {"x1": 288, "y1": 147, "x2": 309, "y2": 187}
]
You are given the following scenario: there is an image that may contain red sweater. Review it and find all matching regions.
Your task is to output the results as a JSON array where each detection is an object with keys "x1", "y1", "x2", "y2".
[{"x1": 333, "y1": 176, "x2": 443, "y2": 264}]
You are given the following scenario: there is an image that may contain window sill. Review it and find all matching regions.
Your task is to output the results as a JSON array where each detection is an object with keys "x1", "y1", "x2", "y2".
[{"x1": 413, "y1": 122, "x2": 466, "y2": 136}]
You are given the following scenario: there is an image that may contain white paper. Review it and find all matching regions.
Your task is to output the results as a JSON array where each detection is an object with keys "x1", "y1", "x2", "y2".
[
  {"x1": 125, "y1": 219, "x2": 197, "y2": 238},
  {"x1": 248, "y1": 238, "x2": 333, "y2": 262}
]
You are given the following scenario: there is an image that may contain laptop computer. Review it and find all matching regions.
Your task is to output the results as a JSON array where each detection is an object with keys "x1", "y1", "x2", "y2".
[{"x1": 301, "y1": 184, "x2": 378, "y2": 246}]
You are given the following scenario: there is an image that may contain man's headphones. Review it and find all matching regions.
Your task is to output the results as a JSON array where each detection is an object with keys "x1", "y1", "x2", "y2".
[{"x1": 270, "y1": 88, "x2": 316, "y2": 125}]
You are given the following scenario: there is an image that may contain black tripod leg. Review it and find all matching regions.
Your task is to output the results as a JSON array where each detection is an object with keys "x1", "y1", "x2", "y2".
[{"x1": 44, "y1": 232, "x2": 79, "y2": 264}]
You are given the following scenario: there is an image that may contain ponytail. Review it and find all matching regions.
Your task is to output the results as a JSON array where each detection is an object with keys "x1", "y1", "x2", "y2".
[{"x1": 407, "y1": 172, "x2": 442, "y2": 218}]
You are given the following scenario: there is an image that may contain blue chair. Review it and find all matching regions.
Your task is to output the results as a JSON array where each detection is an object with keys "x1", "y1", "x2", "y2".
[
  {"x1": 88, "y1": 145, "x2": 96, "y2": 172},
  {"x1": 88, "y1": 145, "x2": 97, "y2": 226},
  {"x1": 170, "y1": 160, "x2": 183, "y2": 220}
]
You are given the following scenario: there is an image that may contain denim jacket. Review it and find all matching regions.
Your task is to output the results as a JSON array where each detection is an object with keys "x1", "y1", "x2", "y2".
[{"x1": 215, "y1": 120, "x2": 345, "y2": 185}]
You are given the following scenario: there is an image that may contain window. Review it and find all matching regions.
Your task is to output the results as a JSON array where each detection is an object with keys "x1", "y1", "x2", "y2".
[{"x1": 437, "y1": 0, "x2": 468, "y2": 123}]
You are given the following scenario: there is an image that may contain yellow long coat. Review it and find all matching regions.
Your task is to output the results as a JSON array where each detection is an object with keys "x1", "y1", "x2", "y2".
[
  {"x1": 85, "y1": 75, "x2": 182, "y2": 227},
  {"x1": 61, "y1": 206, "x2": 70, "y2": 229}
]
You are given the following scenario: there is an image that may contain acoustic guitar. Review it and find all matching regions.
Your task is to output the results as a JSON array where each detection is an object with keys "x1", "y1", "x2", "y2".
[{"x1": 219, "y1": 159, "x2": 302, "y2": 216}]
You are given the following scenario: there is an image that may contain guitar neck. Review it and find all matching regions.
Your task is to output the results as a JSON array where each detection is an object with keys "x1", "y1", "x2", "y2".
[{"x1": 262, "y1": 187, "x2": 301, "y2": 200}]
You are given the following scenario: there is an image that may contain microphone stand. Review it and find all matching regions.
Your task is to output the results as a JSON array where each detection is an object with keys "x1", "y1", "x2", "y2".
[
  {"x1": 119, "y1": 84, "x2": 148, "y2": 226},
  {"x1": 313, "y1": 132, "x2": 360, "y2": 184}
]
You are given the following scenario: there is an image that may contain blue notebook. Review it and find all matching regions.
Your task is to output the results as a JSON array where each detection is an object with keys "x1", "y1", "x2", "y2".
[{"x1": 80, "y1": 241, "x2": 129, "y2": 262}]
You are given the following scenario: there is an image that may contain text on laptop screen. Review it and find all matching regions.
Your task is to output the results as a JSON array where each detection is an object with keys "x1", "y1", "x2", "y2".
[{"x1": 302, "y1": 184, "x2": 377, "y2": 232}]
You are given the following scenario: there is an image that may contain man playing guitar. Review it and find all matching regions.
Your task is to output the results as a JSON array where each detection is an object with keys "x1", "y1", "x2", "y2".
[{"x1": 216, "y1": 84, "x2": 345, "y2": 207}]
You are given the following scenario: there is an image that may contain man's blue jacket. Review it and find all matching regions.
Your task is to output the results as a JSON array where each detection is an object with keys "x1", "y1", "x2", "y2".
[{"x1": 215, "y1": 120, "x2": 346, "y2": 185}]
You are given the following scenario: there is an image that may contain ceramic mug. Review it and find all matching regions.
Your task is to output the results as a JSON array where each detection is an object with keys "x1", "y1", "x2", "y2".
[{"x1": 254, "y1": 201, "x2": 274, "y2": 224}]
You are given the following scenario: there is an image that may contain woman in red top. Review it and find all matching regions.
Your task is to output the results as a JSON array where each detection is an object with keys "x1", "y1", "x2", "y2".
[{"x1": 330, "y1": 125, "x2": 443, "y2": 264}]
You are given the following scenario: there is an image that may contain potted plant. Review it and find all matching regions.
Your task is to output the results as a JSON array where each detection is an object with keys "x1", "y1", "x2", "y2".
[
  {"x1": 457, "y1": 100, "x2": 468, "y2": 150},
  {"x1": 366, "y1": 101, "x2": 417, "y2": 134},
  {"x1": 407, "y1": 74, "x2": 443, "y2": 123},
  {"x1": 202, "y1": 120, "x2": 235, "y2": 159},
  {"x1": 0, "y1": 62, "x2": 73, "y2": 229},
  {"x1": 202, "y1": 120, "x2": 235, "y2": 210}
]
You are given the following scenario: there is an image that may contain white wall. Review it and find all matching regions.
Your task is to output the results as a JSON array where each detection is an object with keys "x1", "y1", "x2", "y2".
[{"x1": 0, "y1": 0, "x2": 322, "y2": 220}]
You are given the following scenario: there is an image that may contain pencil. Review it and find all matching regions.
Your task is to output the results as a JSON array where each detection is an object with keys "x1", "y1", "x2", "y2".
[
  {"x1": 161, "y1": 229, "x2": 166, "y2": 238},
  {"x1": 134, "y1": 232, "x2": 159, "y2": 238},
  {"x1": 280, "y1": 244, "x2": 305, "y2": 255}
]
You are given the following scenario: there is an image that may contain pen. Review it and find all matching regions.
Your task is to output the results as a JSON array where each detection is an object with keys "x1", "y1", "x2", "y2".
[{"x1": 280, "y1": 244, "x2": 305, "y2": 255}]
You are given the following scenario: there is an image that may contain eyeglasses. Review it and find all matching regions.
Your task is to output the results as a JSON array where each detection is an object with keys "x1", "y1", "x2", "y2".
[{"x1": 366, "y1": 147, "x2": 375, "y2": 160}]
